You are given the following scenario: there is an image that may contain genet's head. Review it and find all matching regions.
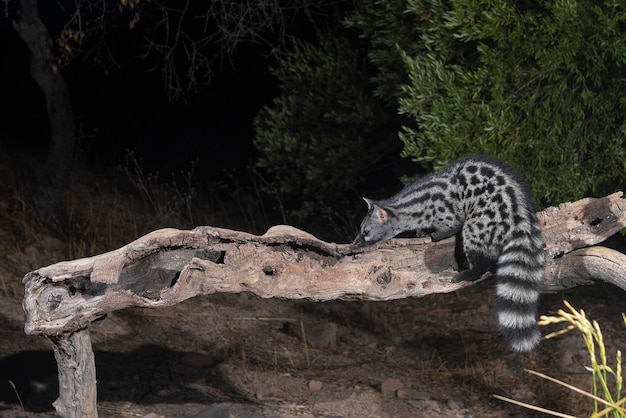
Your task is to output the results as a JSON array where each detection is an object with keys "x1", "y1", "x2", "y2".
[{"x1": 353, "y1": 198, "x2": 399, "y2": 248}]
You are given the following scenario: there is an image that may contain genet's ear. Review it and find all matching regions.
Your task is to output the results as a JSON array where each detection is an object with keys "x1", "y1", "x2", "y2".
[
  {"x1": 363, "y1": 197, "x2": 391, "y2": 223},
  {"x1": 371, "y1": 205, "x2": 389, "y2": 224},
  {"x1": 362, "y1": 197, "x2": 375, "y2": 209}
]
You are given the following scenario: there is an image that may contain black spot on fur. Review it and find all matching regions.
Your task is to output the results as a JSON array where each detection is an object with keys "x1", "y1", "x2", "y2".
[
  {"x1": 484, "y1": 209, "x2": 496, "y2": 218},
  {"x1": 473, "y1": 186, "x2": 486, "y2": 196},
  {"x1": 480, "y1": 166, "x2": 495, "y2": 178}
]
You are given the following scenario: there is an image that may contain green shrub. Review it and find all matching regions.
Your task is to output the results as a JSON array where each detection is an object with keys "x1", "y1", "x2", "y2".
[
  {"x1": 393, "y1": 0, "x2": 626, "y2": 205},
  {"x1": 256, "y1": 0, "x2": 626, "y2": 234},
  {"x1": 253, "y1": 35, "x2": 402, "y2": 235}
]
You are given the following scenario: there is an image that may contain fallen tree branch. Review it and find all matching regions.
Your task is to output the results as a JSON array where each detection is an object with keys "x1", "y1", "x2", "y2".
[
  {"x1": 22, "y1": 191, "x2": 626, "y2": 336},
  {"x1": 21, "y1": 191, "x2": 626, "y2": 417}
]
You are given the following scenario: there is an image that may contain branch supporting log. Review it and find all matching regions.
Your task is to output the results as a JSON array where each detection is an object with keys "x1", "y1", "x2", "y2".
[
  {"x1": 21, "y1": 192, "x2": 626, "y2": 417},
  {"x1": 51, "y1": 328, "x2": 97, "y2": 418}
]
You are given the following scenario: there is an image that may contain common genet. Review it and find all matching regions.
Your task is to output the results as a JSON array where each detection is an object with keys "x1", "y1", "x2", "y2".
[{"x1": 353, "y1": 155, "x2": 544, "y2": 352}]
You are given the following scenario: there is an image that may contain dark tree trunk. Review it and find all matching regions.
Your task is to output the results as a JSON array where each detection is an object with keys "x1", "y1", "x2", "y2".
[{"x1": 13, "y1": 0, "x2": 76, "y2": 225}]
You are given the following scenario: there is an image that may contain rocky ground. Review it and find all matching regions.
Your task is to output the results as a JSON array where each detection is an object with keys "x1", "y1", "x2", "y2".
[{"x1": 0, "y1": 232, "x2": 625, "y2": 418}]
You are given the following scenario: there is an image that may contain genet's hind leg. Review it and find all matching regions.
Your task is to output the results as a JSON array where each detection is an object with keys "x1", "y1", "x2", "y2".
[
  {"x1": 452, "y1": 250, "x2": 496, "y2": 283},
  {"x1": 454, "y1": 231, "x2": 468, "y2": 270},
  {"x1": 452, "y1": 222, "x2": 497, "y2": 283}
]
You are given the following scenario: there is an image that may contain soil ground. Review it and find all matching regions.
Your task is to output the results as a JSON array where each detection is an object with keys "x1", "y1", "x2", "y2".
[{"x1": 1, "y1": 231, "x2": 625, "y2": 418}]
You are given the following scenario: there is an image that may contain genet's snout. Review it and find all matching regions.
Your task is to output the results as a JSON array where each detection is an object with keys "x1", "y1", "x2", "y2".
[{"x1": 352, "y1": 234, "x2": 366, "y2": 248}]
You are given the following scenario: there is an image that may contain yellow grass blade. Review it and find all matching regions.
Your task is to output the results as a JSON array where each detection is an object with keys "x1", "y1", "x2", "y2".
[
  {"x1": 525, "y1": 369, "x2": 620, "y2": 410},
  {"x1": 492, "y1": 394, "x2": 578, "y2": 418}
]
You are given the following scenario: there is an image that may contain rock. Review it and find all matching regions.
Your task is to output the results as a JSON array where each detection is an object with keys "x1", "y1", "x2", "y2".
[
  {"x1": 289, "y1": 320, "x2": 337, "y2": 348},
  {"x1": 423, "y1": 400, "x2": 441, "y2": 412},
  {"x1": 396, "y1": 388, "x2": 429, "y2": 400},
  {"x1": 407, "y1": 399, "x2": 427, "y2": 410},
  {"x1": 459, "y1": 409, "x2": 475, "y2": 418},
  {"x1": 407, "y1": 399, "x2": 441, "y2": 412},
  {"x1": 380, "y1": 378, "x2": 403, "y2": 395},
  {"x1": 312, "y1": 389, "x2": 384, "y2": 416},
  {"x1": 190, "y1": 403, "x2": 232, "y2": 418},
  {"x1": 447, "y1": 398, "x2": 464, "y2": 410},
  {"x1": 308, "y1": 380, "x2": 323, "y2": 391}
]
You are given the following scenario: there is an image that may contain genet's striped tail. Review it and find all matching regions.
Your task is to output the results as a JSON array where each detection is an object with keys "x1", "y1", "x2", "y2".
[{"x1": 495, "y1": 229, "x2": 544, "y2": 352}]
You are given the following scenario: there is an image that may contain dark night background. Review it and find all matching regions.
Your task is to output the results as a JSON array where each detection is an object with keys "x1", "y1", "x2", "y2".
[
  {"x1": 0, "y1": 0, "x2": 381, "y2": 245},
  {"x1": 0, "y1": 20, "x2": 279, "y2": 179}
]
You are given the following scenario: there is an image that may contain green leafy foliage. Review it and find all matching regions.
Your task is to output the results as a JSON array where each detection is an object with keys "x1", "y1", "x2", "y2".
[
  {"x1": 254, "y1": 35, "x2": 401, "y2": 235},
  {"x1": 344, "y1": 0, "x2": 424, "y2": 106},
  {"x1": 393, "y1": 0, "x2": 626, "y2": 205},
  {"x1": 255, "y1": 0, "x2": 626, "y2": 236}
]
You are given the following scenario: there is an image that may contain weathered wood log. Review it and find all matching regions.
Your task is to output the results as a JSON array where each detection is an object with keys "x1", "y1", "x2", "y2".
[
  {"x1": 21, "y1": 191, "x2": 626, "y2": 418},
  {"x1": 22, "y1": 191, "x2": 626, "y2": 336}
]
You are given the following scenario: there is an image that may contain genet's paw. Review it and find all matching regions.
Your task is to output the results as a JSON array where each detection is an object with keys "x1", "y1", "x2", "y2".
[{"x1": 451, "y1": 270, "x2": 481, "y2": 283}]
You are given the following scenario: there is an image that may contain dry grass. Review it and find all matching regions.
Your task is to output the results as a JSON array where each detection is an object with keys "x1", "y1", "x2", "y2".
[
  {"x1": 496, "y1": 301, "x2": 626, "y2": 418},
  {"x1": 0, "y1": 147, "x2": 274, "y2": 298}
]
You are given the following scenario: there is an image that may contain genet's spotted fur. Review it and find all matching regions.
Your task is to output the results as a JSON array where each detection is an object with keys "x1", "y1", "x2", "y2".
[{"x1": 353, "y1": 155, "x2": 544, "y2": 352}]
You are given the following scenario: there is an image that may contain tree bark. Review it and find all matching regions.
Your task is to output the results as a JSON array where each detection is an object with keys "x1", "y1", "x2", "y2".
[{"x1": 13, "y1": 0, "x2": 76, "y2": 224}]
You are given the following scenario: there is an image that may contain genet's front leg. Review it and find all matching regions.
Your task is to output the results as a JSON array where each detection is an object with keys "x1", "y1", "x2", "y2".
[{"x1": 430, "y1": 222, "x2": 462, "y2": 242}]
